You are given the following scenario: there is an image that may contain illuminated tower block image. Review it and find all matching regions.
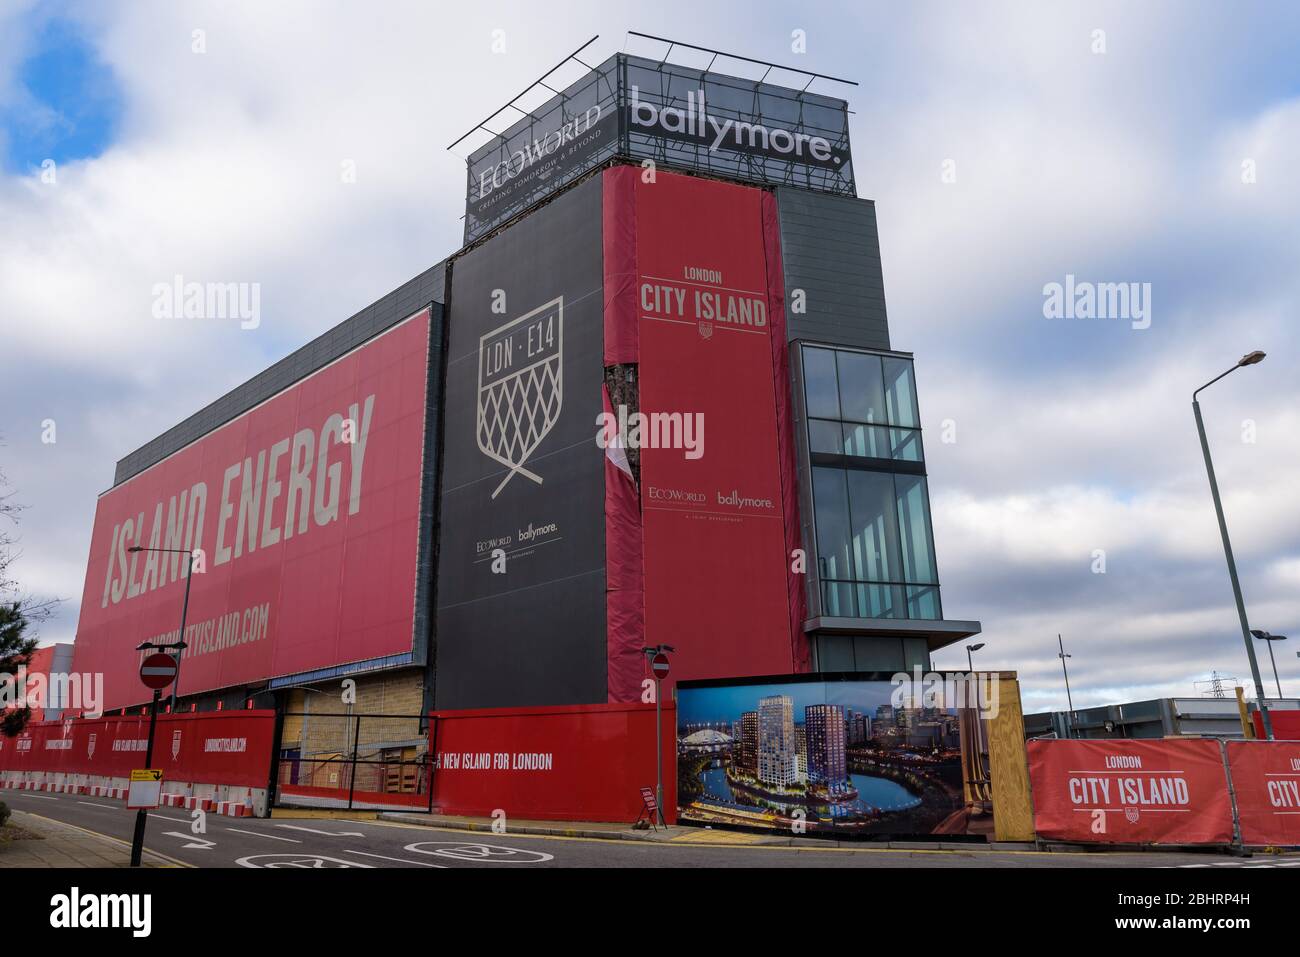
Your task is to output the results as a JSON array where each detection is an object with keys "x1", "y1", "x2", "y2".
[{"x1": 757, "y1": 695, "x2": 797, "y2": 788}]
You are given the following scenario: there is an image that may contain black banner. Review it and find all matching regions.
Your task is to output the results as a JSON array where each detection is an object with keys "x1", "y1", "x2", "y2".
[{"x1": 436, "y1": 174, "x2": 607, "y2": 709}]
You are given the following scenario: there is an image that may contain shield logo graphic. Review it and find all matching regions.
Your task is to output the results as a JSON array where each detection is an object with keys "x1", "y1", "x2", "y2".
[
  {"x1": 1123, "y1": 807, "x2": 1140, "y2": 823},
  {"x1": 87, "y1": 733, "x2": 97, "y2": 760},
  {"x1": 171, "y1": 729, "x2": 183, "y2": 761},
  {"x1": 698, "y1": 319, "x2": 713, "y2": 339},
  {"x1": 62, "y1": 718, "x2": 73, "y2": 739},
  {"x1": 476, "y1": 297, "x2": 563, "y2": 499}
]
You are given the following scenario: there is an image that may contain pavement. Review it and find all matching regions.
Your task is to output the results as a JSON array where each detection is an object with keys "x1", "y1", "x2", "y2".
[
  {"x1": 3, "y1": 789, "x2": 1299, "y2": 868},
  {"x1": 0, "y1": 808, "x2": 176, "y2": 868}
]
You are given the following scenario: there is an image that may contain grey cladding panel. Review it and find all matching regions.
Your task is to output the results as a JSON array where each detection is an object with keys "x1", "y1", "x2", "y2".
[
  {"x1": 113, "y1": 261, "x2": 447, "y2": 485},
  {"x1": 776, "y1": 188, "x2": 890, "y2": 351}
]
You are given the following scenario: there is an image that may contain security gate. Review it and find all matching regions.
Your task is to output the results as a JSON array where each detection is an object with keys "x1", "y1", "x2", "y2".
[{"x1": 271, "y1": 711, "x2": 432, "y2": 812}]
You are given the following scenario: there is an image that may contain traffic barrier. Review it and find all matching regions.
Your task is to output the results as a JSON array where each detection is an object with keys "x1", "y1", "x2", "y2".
[{"x1": 0, "y1": 711, "x2": 275, "y2": 816}]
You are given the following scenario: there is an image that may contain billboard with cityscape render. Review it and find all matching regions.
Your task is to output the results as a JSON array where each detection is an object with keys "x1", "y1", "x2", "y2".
[{"x1": 676, "y1": 673, "x2": 998, "y2": 838}]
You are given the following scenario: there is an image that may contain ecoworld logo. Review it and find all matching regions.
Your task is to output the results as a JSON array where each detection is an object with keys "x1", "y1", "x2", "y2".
[
  {"x1": 1042, "y1": 274, "x2": 1151, "y2": 330},
  {"x1": 50, "y1": 888, "x2": 151, "y2": 938},
  {"x1": 474, "y1": 105, "x2": 604, "y2": 204},
  {"x1": 628, "y1": 85, "x2": 846, "y2": 169}
]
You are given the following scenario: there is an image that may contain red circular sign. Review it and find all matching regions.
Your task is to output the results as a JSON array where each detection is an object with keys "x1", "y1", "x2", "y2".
[
  {"x1": 139, "y1": 653, "x2": 179, "y2": 690},
  {"x1": 651, "y1": 653, "x2": 670, "y2": 679}
]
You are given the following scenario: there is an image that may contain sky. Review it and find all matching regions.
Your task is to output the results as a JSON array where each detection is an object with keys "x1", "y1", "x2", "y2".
[{"x1": 1, "y1": 0, "x2": 1297, "y2": 715}]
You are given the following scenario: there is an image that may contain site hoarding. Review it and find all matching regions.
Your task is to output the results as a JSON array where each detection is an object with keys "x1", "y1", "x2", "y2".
[
  {"x1": 428, "y1": 702, "x2": 676, "y2": 823},
  {"x1": 1027, "y1": 739, "x2": 1235, "y2": 845},
  {"x1": 606, "y1": 169, "x2": 802, "y2": 694},
  {"x1": 435, "y1": 175, "x2": 608, "y2": 710},
  {"x1": 0, "y1": 712, "x2": 275, "y2": 788},
  {"x1": 463, "y1": 54, "x2": 854, "y2": 244},
  {"x1": 71, "y1": 311, "x2": 434, "y2": 712},
  {"x1": 1225, "y1": 740, "x2": 1300, "y2": 847},
  {"x1": 676, "y1": 673, "x2": 999, "y2": 838}
]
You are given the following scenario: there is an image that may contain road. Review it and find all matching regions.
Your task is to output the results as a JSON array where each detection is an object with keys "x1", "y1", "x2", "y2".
[{"x1": 5, "y1": 789, "x2": 1299, "y2": 868}]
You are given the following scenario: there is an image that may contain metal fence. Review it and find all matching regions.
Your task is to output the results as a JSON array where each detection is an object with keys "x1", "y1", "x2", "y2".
[{"x1": 273, "y1": 712, "x2": 431, "y2": 811}]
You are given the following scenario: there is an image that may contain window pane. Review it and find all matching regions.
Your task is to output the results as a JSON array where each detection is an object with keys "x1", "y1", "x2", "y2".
[
  {"x1": 841, "y1": 423, "x2": 889, "y2": 459},
  {"x1": 818, "y1": 636, "x2": 855, "y2": 671},
  {"x1": 883, "y1": 357, "x2": 919, "y2": 428},
  {"x1": 895, "y1": 474, "x2": 938, "y2": 584},
  {"x1": 808, "y1": 419, "x2": 842, "y2": 455},
  {"x1": 852, "y1": 636, "x2": 903, "y2": 671},
  {"x1": 889, "y1": 428, "x2": 924, "y2": 462},
  {"x1": 855, "y1": 583, "x2": 906, "y2": 619},
  {"x1": 821, "y1": 581, "x2": 857, "y2": 618},
  {"x1": 836, "y1": 351, "x2": 886, "y2": 423},
  {"x1": 845, "y1": 470, "x2": 902, "y2": 585},
  {"x1": 803, "y1": 347, "x2": 840, "y2": 419},
  {"x1": 812, "y1": 467, "x2": 853, "y2": 585},
  {"x1": 906, "y1": 585, "x2": 942, "y2": 620}
]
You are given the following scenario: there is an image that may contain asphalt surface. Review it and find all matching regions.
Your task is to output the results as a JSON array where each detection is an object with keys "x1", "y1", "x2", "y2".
[{"x1": 5, "y1": 789, "x2": 1300, "y2": 868}]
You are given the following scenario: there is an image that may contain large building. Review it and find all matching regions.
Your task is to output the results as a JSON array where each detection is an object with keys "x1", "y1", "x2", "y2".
[
  {"x1": 757, "y1": 694, "x2": 797, "y2": 788},
  {"x1": 67, "y1": 40, "x2": 980, "y2": 785}
]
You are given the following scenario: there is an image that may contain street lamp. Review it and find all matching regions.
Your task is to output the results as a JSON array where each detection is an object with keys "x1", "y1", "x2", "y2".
[
  {"x1": 1057, "y1": 634, "x2": 1075, "y2": 738},
  {"x1": 127, "y1": 546, "x2": 197, "y2": 713},
  {"x1": 1250, "y1": 630, "x2": 1288, "y2": 699},
  {"x1": 1192, "y1": 351, "x2": 1274, "y2": 740},
  {"x1": 965, "y1": 642, "x2": 985, "y2": 672}
]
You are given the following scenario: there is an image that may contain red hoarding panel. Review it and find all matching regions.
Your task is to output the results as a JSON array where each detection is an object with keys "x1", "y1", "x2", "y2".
[
  {"x1": 72, "y1": 311, "x2": 432, "y2": 711},
  {"x1": 1027, "y1": 739, "x2": 1233, "y2": 845},
  {"x1": 1226, "y1": 740, "x2": 1300, "y2": 846},
  {"x1": 1253, "y1": 710, "x2": 1300, "y2": 740},
  {"x1": 0, "y1": 712, "x2": 273, "y2": 787},
  {"x1": 760, "y1": 191, "x2": 810, "y2": 673},
  {"x1": 429, "y1": 702, "x2": 675, "y2": 824},
  {"x1": 632, "y1": 171, "x2": 796, "y2": 691}
]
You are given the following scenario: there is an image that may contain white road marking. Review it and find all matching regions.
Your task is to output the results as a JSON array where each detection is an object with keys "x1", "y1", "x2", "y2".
[
  {"x1": 10, "y1": 793, "x2": 57, "y2": 801},
  {"x1": 163, "y1": 831, "x2": 216, "y2": 850},
  {"x1": 226, "y1": 828, "x2": 302, "y2": 843},
  {"x1": 275, "y1": 824, "x2": 366, "y2": 837},
  {"x1": 77, "y1": 801, "x2": 119, "y2": 810},
  {"x1": 341, "y1": 849, "x2": 447, "y2": 868}
]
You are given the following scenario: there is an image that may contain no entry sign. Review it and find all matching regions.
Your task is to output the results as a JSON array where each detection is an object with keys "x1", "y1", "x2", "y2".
[
  {"x1": 139, "y1": 653, "x2": 178, "y2": 690},
  {"x1": 651, "y1": 653, "x2": 670, "y2": 679}
]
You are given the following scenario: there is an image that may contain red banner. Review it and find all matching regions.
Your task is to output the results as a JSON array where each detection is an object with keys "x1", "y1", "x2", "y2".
[
  {"x1": 429, "y1": 702, "x2": 675, "y2": 824},
  {"x1": 72, "y1": 310, "x2": 432, "y2": 711},
  {"x1": 630, "y1": 171, "x2": 798, "y2": 692},
  {"x1": 0, "y1": 712, "x2": 274, "y2": 788},
  {"x1": 1027, "y1": 739, "x2": 1234, "y2": 845},
  {"x1": 1253, "y1": 710, "x2": 1300, "y2": 740},
  {"x1": 1226, "y1": 740, "x2": 1300, "y2": 846}
]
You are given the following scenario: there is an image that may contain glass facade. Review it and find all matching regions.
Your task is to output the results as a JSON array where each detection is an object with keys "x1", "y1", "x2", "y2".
[{"x1": 802, "y1": 345, "x2": 942, "y2": 621}]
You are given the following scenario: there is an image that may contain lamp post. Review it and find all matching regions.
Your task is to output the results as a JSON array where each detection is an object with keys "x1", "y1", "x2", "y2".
[
  {"x1": 128, "y1": 546, "x2": 196, "y2": 713},
  {"x1": 965, "y1": 642, "x2": 985, "y2": 673},
  {"x1": 1250, "y1": 631, "x2": 1288, "y2": 699},
  {"x1": 1057, "y1": 634, "x2": 1075, "y2": 738},
  {"x1": 1192, "y1": 351, "x2": 1273, "y2": 740}
]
